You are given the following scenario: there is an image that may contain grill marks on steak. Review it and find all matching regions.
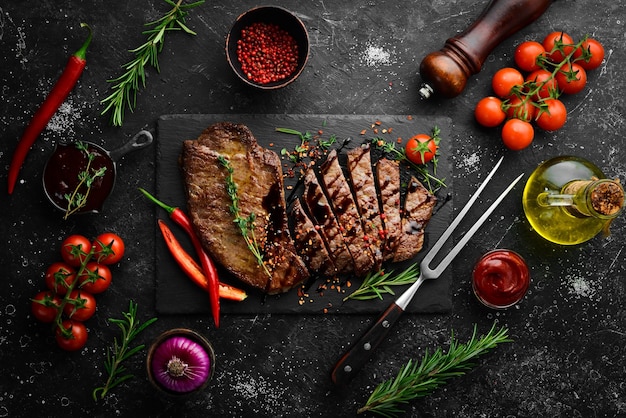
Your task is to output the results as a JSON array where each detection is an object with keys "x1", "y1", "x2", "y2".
[
  {"x1": 302, "y1": 167, "x2": 355, "y2": 274},
  {"x1": 320, "y1": 150, "x2": 376, "y2": 276},
  {"x1": 392, "y1": 176, "x2": 437, "y2": 262},
  {"x1": 181, "y1": 122, "x2": 309, "y2": 294},
  {"x1": 346, "y1": 145, "x2": 384, "y2": 270},
  {"x1": 291, "y1": 198, "x2": 337, "y2": 276}
]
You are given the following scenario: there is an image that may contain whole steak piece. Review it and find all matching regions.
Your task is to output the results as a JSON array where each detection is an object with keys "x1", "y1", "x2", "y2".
[{"x1": 181, "y1": 122, "x2": 309, "y2": 294}]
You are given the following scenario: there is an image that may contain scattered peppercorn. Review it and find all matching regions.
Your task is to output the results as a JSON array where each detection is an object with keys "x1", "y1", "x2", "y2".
[{"x1": 236, "y1": 22, "x2": 299, "y2": 84}]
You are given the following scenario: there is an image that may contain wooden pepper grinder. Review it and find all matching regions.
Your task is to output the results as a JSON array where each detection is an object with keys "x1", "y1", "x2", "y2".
[{"x1": 418, "y1": 0, "x2": 553, "y2": 99}]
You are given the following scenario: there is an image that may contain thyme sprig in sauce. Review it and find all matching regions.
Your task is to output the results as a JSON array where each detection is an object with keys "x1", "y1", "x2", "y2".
[
  {"x1": 218, "y1": 155, "x2": 271, "y2": 279},
  {"x1": 344, "y1": 263, "x2": 420, "y2": 301},
  {"x1": 100, "y1": 0, "x2": 204, "y2": 126},
  {"x1": 358, "y1": 323, "x2": 511, "y2": 417},
  {"x1": 64, "y1": 141, "x2": 107, "y2": 219}
]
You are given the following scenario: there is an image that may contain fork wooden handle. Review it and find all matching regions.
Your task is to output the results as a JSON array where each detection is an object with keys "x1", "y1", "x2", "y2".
[{"x1": 331, "y1": 302, "x2": 404, "y2": 387}]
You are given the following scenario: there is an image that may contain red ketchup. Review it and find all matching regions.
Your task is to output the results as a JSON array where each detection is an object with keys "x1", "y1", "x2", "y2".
[{"x1": 472, "y1": 249, "x2": 530, "y2": 308}]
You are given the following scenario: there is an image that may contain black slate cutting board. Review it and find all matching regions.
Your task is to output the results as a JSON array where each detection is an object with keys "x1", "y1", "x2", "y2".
[{"x1": 155, "y1": 114, "x2": 453, "y2": 315}]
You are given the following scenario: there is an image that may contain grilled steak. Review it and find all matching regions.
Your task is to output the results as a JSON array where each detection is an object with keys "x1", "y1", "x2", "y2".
[
  {"x1": 346, "y1": 144, "x2": 384, "y2": 269},
  {"x1": 393, "y1": 176, "x2": 437, "y2": 262},
  {"x1": 181, "y1": 122, "x2": 309, "y2": 294},
  {"x1": 292, "y1": 198, "x2": 337, "y2": 276},
  {"x1": 320, "y1": 149, "x2": 376, "y2": 277},
  {"x1": 303, "y1": 167, "x2": 354, "y2": 274},
  {"x1": 376, "y1": 158, "x2": 403, "y2": 261}
]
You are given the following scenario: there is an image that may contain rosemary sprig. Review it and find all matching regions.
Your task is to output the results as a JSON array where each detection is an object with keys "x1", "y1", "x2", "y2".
[
  {"x1": 63, "y1": 141, "x2": 107, "y2": 219},
  {"x1": 344, "y1": 263, "x2": 420, "y2": 301},
  {"x1": 100, "y1": 0, "x2": 205, "y2": 126},
  {"x1": 371, "y1": 125, "x2": 446, "y2": 193},
  {"x1": 218, "y1": 155, "x2": 272, "y2": 279},
  {"x1": 92, "y1": 301, "x2": 157, "y2": 401},
  {"x1": 358, "y1": 323, "x2": 511, "y2": 417}
]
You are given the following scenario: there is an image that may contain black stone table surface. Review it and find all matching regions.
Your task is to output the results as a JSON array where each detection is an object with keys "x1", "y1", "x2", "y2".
[{"x1": 1, "y1": 1, "x2": 625, "y2": 417}]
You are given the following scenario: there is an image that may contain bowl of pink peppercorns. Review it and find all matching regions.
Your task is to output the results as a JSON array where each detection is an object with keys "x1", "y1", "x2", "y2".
[{"x1": 226, "y1": 6, "x2": 309, "y2": 89}]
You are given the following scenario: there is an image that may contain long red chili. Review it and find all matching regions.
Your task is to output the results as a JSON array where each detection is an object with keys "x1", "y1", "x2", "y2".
[
  {"x1": 157, "y1": 219, "x2": 247, "y2": 302},
  {"x1": 7, "y1": 23, "x2": 92, "y2": 195},
  {"x1": 141, "y1": 188, "x2": 221, "y2": 328}
]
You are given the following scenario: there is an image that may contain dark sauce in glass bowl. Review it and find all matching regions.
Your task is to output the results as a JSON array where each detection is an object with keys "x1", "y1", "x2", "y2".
[
  {"x1": 472, "y1": 249, "x2": 530, "y2": 309},
  {"x1": 43, "y1": 142, "x2": 115, "y2": 214}
]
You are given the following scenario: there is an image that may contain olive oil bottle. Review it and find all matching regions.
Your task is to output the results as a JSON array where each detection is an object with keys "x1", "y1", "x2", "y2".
[{"x1": 522, "y1": 156, "x2": 624, "y2": 245}]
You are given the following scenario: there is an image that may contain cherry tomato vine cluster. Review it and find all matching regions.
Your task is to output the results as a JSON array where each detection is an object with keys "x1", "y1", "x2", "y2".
[
  {"x1": 31, "y1": 232, "x2": 125, "y2": 351},
  {"x1": 474, "y1": 31, "x2": 605, "y2": 150}
]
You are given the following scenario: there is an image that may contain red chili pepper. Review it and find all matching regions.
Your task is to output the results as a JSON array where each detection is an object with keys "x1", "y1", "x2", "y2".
[
  {"x1": 141, "y1": 188, "x2": 221, "y2": 327},
  {"x1": 157, "y1": 219, "x2": 247, "y2": 302},
  {"x1": 7, "y1": 23, "x2": 92, "y2": 195}
]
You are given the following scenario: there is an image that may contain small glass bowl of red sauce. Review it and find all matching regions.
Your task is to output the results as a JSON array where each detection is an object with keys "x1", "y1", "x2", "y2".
[{"x1": 472, "y1": 249, "x2": 530, "y2": 309}]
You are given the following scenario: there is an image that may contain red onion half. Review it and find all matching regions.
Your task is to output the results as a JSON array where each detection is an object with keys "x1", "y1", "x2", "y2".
[{"x1": 147, "y1": 329, "x2": 215, "y2": 395}]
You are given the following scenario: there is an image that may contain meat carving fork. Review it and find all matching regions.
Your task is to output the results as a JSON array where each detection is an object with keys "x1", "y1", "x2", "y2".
[{"x1": 331, "y1": 156, "x2": 524, "y2": 387}]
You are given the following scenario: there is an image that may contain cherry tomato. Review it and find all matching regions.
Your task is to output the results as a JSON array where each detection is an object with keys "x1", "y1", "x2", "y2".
[
  {"x1": 31, "y1": 291, "x2": 61, "y2": 323},
  {"x1": 55, "y1": 319, "x2": 88, "y2": 351},
  {"x1": 505, "y1": 95, "x2": 537, "y2": 122},
  {"x1": 573, "y1": 38, "x2": 604, "y2": 70},
  {"x1": 78, "y1": 262, "x2": 112, "y2": 294},
  {"x1": 514, "y1": 41, "x2": 546, "y2": 72},
  {"x1": 491, "y1": 67, "x2": 524, "y2": 98},
  {"x1": 63, "y1": 290, "x2": 96, "y2": 322},
  {"x1": 542, "y1": 31, "x2": 575, "y2": 63},
  {"x1": 92, "y1": 232, "x2": 125, "y2": 265},
  {"x1": 60, "y1": 234, "x2": 92, "y2": 267},
  {"x1": 405, "y1": 133, "x2": 438, "y2": 165},
  {"x1": 525, "y1": 69, "x2": 558, "y2": 100},
  {"x1": 501, "y1": 119, "x2": 534, "y2": 151},
  {"x1": 556, "y1": 62, "x2": 587, "y2": 94},
  {"x1": 474, "y1": 96, "x2": 506, "y2": 128},
  {"x1": 536, "y1": 98, "x2": 567, "y2": 131},
  {"x1": 44, "y1": 262, "x2": 76, "y2": 295}
]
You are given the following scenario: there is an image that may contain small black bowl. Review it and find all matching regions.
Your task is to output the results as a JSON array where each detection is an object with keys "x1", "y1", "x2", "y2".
[{"x1": 226, "y1": 6, "x2": 309, "y2": 89}]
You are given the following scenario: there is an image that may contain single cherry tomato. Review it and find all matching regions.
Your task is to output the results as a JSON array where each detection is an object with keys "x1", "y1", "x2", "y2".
[
  {"x1": 536, "y1": 98, "x2": 568, "y2": 131},
  {"x1": 501, "y1": 119, "x2": 534, "y2": 151},
  {"x1": 542, "y1": 31, "x2": 575, "y2": 63},
  {"x1": 405, "y1": 133, "x2": 438, "y2": 165},
  {"x1": 505, "y1": 95, "x2": 537, "y2": 122},
  {"x1": 31, "y1": 291, "x2": 61, "y2": 323},
  {"x1": 514, "y1": 41, "x2": 546, "y2": 72},
  {"x1": 92, "y1": 232, "x2": 125, "y2": 265},
  {"x1": 60, "y1": 234, "x2": 92, "y2": 267},
  {"x1": 55, "y1": 319, "x2": 88, "y2": 351},
  {"x1": 525, "y1": 69, "x2": 558, "y2": 100},
  {"x1": 556, "y1": 62, "x2": 587, "y2": 94},
  {"x1": 491, "y1": 67, "x2": 524, "y2": 98},
  {"x1": 63, "y1": 290, "x2": 96, "y2": 322},
  {"x1": 474, "y1": 96, "x2": 506, "y2": 128},
  {"x1": 573, "y1": 38, "x2": 605, "y2": 70},
  {"x1": 44, "y1": 262, "x2": 76, "y2": 295},
  {"x1": 78, "y1": 262, "x2": 112, "y2": 294}
]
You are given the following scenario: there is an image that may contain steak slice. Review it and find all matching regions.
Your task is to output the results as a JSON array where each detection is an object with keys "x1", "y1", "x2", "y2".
[
  {"x1": 181, "y1": 122, "x2": 309, "y2": 294},
  {"x1": 303, "y1": 167, "x2": 354, "y2": 274},
  {"x1": 393, "y1": 176, "x2": 437, "y2": 262},
  {"x1": 346, "y1": 144, "x2": 384, "y2": 269},
  {"x1": 292, "y1": 198, "x2": 337, "y2": 276},
  {"x1": 376, "y1": 158, "x2": 402, "y2": 261},
  {"x1": 320, "y1": 149, "x2": 375, "y2": 277}
]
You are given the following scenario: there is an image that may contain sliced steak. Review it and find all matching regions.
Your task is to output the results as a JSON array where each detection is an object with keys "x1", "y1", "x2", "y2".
[
  {"x1": 303, "y1": 167, "x2": 354, "y2": 274},
  {"x1": 376, "y1": 157, "x2": 403, "y2": 261},
  {"x1": 393, "y1": 176, "x2": 437, "y2": 262},
  {"x1": 181, "y1": 122, "x2": 309, "y2": 294},
  {"x1": 320, "y1": 149, "x2": 375, "y2": 277},
  {"x1": 346, "y1": 144, "x2": 384, "y2": 269},
  {"x1": 291, "y1": 198, "x2": 337, "y2": 276}
]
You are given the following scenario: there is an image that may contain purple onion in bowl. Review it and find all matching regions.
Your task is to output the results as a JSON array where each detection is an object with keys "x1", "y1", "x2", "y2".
[{"x1": 147, "y1": 328, "x2": 215, "y2": 396}]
